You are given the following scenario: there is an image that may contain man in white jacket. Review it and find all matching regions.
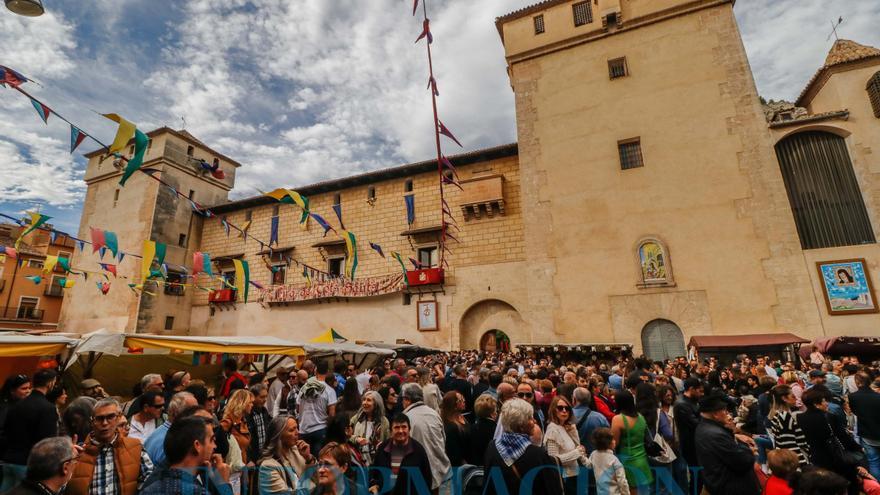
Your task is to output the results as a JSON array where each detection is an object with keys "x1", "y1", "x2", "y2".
[{"x1": 401, "y1": 382, "x2": 450, "y2": 490}]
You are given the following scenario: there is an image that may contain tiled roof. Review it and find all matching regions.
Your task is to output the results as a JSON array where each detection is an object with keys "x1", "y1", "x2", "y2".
[
  {"x1": 796, "y1": 39, "x2": 880, "y2": 106},
  {"x1": 494, "y1": 0, "x2": 569, "y2": 39},
  {"x1": 768, "y1": 110, "x2": 849, "y2": 129}
]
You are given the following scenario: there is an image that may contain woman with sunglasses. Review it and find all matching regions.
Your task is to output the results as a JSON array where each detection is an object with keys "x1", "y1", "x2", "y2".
[{"x1": 544, "y1": 396, "x2": 589, "y2": 495}]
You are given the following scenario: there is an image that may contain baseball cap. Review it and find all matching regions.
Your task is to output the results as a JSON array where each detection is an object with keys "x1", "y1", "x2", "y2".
[{"x1": 80, "y1": 378, "x2": 101, "y2": 389}]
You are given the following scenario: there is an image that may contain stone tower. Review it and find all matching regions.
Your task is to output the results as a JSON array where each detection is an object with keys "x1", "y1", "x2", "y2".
[
  {"x1": 59, "y1": 128, "x2": 239, "y2": 334},
  {"x1": 495, "y1": 0, "x2": 822, "y2": 352}
]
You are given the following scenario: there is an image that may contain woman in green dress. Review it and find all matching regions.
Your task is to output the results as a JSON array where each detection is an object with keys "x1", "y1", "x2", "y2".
[{"x1": 611, "y1": 390, "x2": 653, "y2": 494}]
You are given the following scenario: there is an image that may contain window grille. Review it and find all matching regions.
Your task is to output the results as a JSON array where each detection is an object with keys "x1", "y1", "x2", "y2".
[
  {"x1": 608, "y1": 57, "x2": 627, "y2": 79},
  {"x1": 573, "y1": 1, "x2": 592, "y2": 26},
  {"x1": 618, "y1": 138, "x2": 644, "y2": 170},
  {"x1": 534, "y1": 15, "x2": 545, "y2": 34},
  {"x1": 867, "y1": 71, "x2": 880, "y2": 118}
]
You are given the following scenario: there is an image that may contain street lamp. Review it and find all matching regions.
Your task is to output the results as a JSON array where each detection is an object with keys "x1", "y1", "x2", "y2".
[{"x1": 5, "y1": 0, "x2": 44, "y2": 16}]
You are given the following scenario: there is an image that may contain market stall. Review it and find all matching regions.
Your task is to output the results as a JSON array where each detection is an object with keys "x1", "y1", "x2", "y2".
[
  {"x1": 798, "y1": 336, "x2": 880, "y2": 361},
  {"x1": 688, "y1": 332, "x2": 809, "y2": 364}
]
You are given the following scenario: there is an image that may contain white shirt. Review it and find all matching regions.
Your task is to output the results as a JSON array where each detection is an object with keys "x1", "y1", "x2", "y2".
[
  {"x1": 589, "y1": 450, "x2": 630, "y2": 495},
  {"x1": 267, "y1": 378, "x2": 285, "y2": 417},
  {"x1": 129, "y1": 416, "x2": 158, "y2": 441},
  {"x1": 297, "y1": 380, "x2": 337, "y2": 434}
]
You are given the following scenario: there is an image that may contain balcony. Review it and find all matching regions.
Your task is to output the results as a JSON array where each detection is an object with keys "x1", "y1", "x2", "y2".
[
  {"x1": 0, "y1": 306, "x2": 45, "y2": 321},
  {"x1": 44, "y1": 284, "x2": 63, "y2": 297}
]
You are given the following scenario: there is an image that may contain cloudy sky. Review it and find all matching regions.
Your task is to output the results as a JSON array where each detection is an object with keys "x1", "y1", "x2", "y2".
[{"x1": 1, "y1": 0, "x2": 878, "y2": 235}]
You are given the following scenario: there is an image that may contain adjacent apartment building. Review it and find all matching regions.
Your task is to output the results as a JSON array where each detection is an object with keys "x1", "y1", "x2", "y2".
[{"x1": 58, "y1": 0, "x2": 880, "y2": 359}]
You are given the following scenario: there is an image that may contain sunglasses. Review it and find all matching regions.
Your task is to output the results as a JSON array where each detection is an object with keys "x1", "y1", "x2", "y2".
[
  {"x1": 517, "y1": 392, "x2": 533, "y2": 399},
  {"x1": 151, "y1": 403, "x2": 165, "y2": 409},
  {"x1": 207, "y1": 396, "x2": 216, "y2": 401},
  {"x1": 556, "y1": 405, "x2": 572, "y2": 412},
  {"x1": 93, "y1": 413, "x2": 119, "y2": 423}
]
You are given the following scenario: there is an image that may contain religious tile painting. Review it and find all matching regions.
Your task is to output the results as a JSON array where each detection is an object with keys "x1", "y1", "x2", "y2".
[{"x1": 817, "y1": 258, "x2": 878, "y2": 315}]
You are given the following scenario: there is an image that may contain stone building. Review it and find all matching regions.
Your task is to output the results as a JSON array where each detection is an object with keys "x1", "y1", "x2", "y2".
[{"x1": 59, "y1": 0, "x2": 880, "y2": 358}]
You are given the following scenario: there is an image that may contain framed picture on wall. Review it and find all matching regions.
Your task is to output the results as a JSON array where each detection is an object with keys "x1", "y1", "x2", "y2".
[
  {"x1": 417, "y1": 300, "x2": 438, "y2": 331},
  {"x1": 817, "y1": 258, "x2": 878, "y2": 315}
]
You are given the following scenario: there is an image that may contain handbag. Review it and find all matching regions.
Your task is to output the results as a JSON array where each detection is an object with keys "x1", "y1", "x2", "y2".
[
  {"x1": 825, "y1": 419, "x2": 865, "y2": 467},
  {"x1": 624, "y1": 414, "x2": 662, "y2": 457},
  {"x1": 650, "y1": 413, "x2": 677, "y2": 464}
]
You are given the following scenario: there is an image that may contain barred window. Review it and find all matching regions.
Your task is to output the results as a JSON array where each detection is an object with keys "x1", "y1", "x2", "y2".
[
  {"x1": 534, "y1": 15, "x2": 545, "y2": 34},
  {"x1": 868, "y1": 71, "x2": 880, "y2": 118},
  {"x1": 572, "y1": 1, "x2": 592, "y2": 27},
  {"x1": 608, "y1": 57, "x2": 627, "y2": 79},
  {"x1": 618, "y1": 138, "x2": 644, "y2": 170}
]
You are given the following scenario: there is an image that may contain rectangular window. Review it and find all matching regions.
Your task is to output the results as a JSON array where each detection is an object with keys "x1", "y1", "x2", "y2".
[
  {"x1": 164, "y1": 316, "x2": 174, "y2": 330},
  {"x1": 113, "y1": 189, "x2": 120, "y2": 207},
  {"x1": 164, "y1": 272, "x2": 186, "y2": 296},
  {"x1": 271, "y1": 265, "x2": 286, "y2": 285},
  {"x1": 17, "y1": 297, "x2": 39, "y2": 320},
  {"x1": 572, "y1": 1, "x2": 592, "y2": 26},
  {"x1": 533, "y1": 15, "x2": 545, "y2": 34},
  {"x1": 327, "y1": 257, "x2": 345, "y2": 277},
  {"x1": 178, "y1": 233, "x2": 187, "y2": 247},
  {"x1": 188, "y1": 189, "x2": 195, "y2": 200},
  {"x1": 868, "y1": 72, "x2": 880, "y2": 118},
  {"x1": 45, "y1": 276, "x2": 64, "y2": 297},
  {"x1": 608, "y1": 57, "x2": 627, "y2": 79},
  {"x1": 618, "y1": 138, "x2": 644, "y2": 170},
  {"x1": 368, "y1": 187, "x2": 376, "y2": 200},
  {"x1": 405, "y1": 180, "x2": 414, "y2": 193},
  {"x1": 417, "y1": 246, "x2": 439, "y2": 268},
  {"x1": 333, "y1": 193, "x2": 341, "y2": 205},
  {"x1": 27, "y1": 259, "x2": 44, "y2": 269}
]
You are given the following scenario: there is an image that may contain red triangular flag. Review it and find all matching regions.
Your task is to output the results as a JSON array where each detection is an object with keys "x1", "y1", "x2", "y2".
[
  {"x1": 438, "y1": 120, "x2": 462, "y2": 147},
  {"x1": 412, "y1": 0, "x2": 419, "y2": 16},
  {"x1": 415, "y1": 19, "x2": 432, "y2": 44}
]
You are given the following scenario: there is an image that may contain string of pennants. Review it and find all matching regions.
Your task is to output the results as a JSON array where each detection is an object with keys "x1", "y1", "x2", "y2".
[{"x1": 0, "y1": 63, "x2": 450, "y2": 295}]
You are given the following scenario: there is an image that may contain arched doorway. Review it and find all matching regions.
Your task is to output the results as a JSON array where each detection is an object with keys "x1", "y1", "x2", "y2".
[
  {"x1": 641, "y1": 319, "x2": 685, "y2": 362},
  {"x1": 480, "y1": 329, "x2": 511, "y2": 352},
  {"x1": 458, "y1": 299, "x2": 525, "y2": 350}
]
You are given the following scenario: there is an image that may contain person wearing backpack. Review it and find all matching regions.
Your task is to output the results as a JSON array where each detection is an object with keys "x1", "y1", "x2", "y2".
[{"x1": 572, "y1": 387, "x2": 609, "y2": 453}]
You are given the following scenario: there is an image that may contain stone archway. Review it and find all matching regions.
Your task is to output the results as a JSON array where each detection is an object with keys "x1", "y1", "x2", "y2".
[
  {"x1": 459, "y1": 299, "x2": 525, "y2": 350},
  {"x1": 479, "y1": 329, "x2": 511, "y2": 352}
]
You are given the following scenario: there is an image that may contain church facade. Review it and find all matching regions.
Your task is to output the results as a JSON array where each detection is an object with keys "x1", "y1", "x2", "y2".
[{"x1": 58, "y1": 0, "x2": 880, "y2": 358}]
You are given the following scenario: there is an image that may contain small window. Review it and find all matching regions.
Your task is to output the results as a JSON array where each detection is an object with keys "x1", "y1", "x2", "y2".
[
  {"x1": 56, "y1": 252, "x2": 71, "y2": 273},
  {"x1": 533, "y1": 15, "x2": 545, "y2": 34},
  {"x1": 213, "y1": 158, "x2": 220, "y2": 167},
  {"x1": 333, "y1": 193, "x2": 341, "y2": 205},
  {"x1": 178, "y1": 233, "x2": 187, "y2": 247},
  {"x1": 113, "y1": 189, "x2": 120, "y2": 207},
  {"x1": 608, "y1": 57, "x2": 627, "y2": 79},
  {"x1": 618, "y1": 138, "x2": 644, "y2": 170},
  {"x1": 188, "y1": 189, "x2": 195, "y2": 200},
  {"x1": 572, "y1": 1, "x2": 592, "y2": 27},
  {"x1": 271, "y1": 265, "x2": 286, "y2": 285},
  {"x1": 17, "y1": 297, "x2": 39, "y2": 319},
  {"x1": 27, "y1": 259, "x2": 44, "y2": 269},
  {"x1": 186, "y1": 146, "x2": 194, "y2": 156},
  {"x1": 165, "y1": 272, "x2": 186, "y2": 296},
  {"x1": 327, "y1": 257, "x2": 345, "y2": 277},
  {"x1": 778, "y1": 112, "x2": 793, "y2": 121},
  {"x1": 417, "y1": 246, "x2": 439, "y2": 268},
  {"x1": 164, "y1": 316, "x2": 174, "y2": 330},
  {"x1": 405, "y1": 180, "x2": 414, "y2": 193},
  {"x1": 272, "y1": 205, "x2": 280, "y2": 216},
  {"x1": 46, "y1": 275, "x2": 64, "y2": 297},
  {"x1": 368, "y1": 187, "x2": 376, "y2": 200},
  {"x1": 867, "y1": 71, "x2": 880, "y2": 118}
]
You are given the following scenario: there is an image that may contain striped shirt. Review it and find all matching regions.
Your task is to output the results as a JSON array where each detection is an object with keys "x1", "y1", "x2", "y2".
[{"x1": 769, "y1": 411, "x2": 810, "y2": 465}]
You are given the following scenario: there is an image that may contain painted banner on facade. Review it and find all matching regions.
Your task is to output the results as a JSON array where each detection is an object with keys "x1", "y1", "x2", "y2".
[{"x1": 258, "y1": 273, "x2": 404, "y2": 303}]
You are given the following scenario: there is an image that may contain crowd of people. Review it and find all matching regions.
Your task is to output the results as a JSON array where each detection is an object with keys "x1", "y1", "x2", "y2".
[{"x1": 0, "y1": 346, "x2": 878, "y2": 495}]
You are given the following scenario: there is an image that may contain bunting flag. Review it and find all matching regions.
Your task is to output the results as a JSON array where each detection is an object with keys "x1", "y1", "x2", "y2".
[
  {"x1": 77, "y1": 240, "x2": 85, "y2": 252},
  {"x1": 269, "y1": 216, "x2": 279, "y2": 246},
  {"x1": 409, "y1": 258, "x2": 423, "y2": 269},
  {"x1": 25, "y1": 275, "x2": 42, "y2": 284},
  {"x1": 412, "y1": 0, "x2": 418, "y2": 15},
  {"x1": 332, "y1": 203, "x2": 345, "y2": 230},
  {"x1": 427, "y1": 76, "x2": 439, "y2": 96},
  {"x1": 2, "y1": 246, "x2": 16, "y2": 259},
  {"x1": 233, "y1": 259, "x2": 250, "y2": 303},
  {"x1": 221, "y1": 217, "x2": 230, "y2": 237},
  {"x1": 102, "y1": 113, "x2": 136, "y2": 154},
  {"x1": 97, "y1": 281, "x2": 111, "y2": 295},
  {"x1": 438, "y1": 120, "x2": 463, "y2": 147},
  {"x1": 119, "y1": 129, "x2": 149, "y2": 186},
  {"x1": 440, "y1": 155, "x2": 459, "y2": 180},
  {"x1": 238, "y1": 220, "x2": 251, "y2": 238},
  {"x1": 405, "y1": 194, "x2": 415, "y2": 225},
  {"x1": 43, "y1": 255, "x2": 58, "y2": 274},
  {"x1": 118, "y1": 252, "x2": 125, "y2": 263},
  {"x1": 0, "y1": 65, "x2": 28, "y2": 87},
  {"x1": 192, "y1": 252, "x2": 212, "y2": 277},
  {"x1": 391, "y1": 251, "x2": 409, "y2": 285},
  {"x1": 264, "y1": 188, "x2": 310, "y2": 223},
  {"x1": 99, "y1": 247, "x2": 107, "y2": 259},
  {"x1": 141, "y1": 240, "x2": 166, "y2": 281},
  {"x1": 302, "y1": 265, "x2": 312, "y2": 287},
  {"x1": 198, "y1": 159, "x2": 226, "y2": 180},
  {"x1": 99, "y1": 263, "x2": 117, "y2": 277},
  {"x1": 90, "y1": 227, "x2": 106, "y2": 253},
  {"x1": 30, "y1": 98, "x2": 51, "y2": 124},
  {"x1": 309, "y1": 213, "x2": 334, "y2": 237},
  {"x1": 342, "y1": 230, "x2": 358, "y2": 280},
  {"x1": 369, "y1": 242, "x2": 385, "y2": 258},
  {"x1": 15, "y1": 212, "x2": 51, "y2": 249},
  {"x1": 415, "y1": 18, "x2": 433, "y2": 44},
  {"x1": 58, "y1": 257, "x2": 71, "y2": 273},
  {"x1": 249, "y1": 280, "x2": 264, "y2": 290},
  {"x1": 58, "y1": 278, "x2": 75, "y2": 289},
  {"x1": 442, "y1": 173, "x2": 463, "y2": 190},
  {"x1": 70, "y1": 125, "x2": 88, "y2": 154},
  {"x1": 104, "y1": 231, "x2": 118, "y2": 257}
]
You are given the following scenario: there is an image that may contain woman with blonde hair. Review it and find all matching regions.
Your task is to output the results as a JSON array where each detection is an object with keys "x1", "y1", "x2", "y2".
[
  {"x1": 544, "y1": 395, "x2": 589, "y2": 494},
  {"x1": 768, "y1": 384, "x2": 810, "y2": 466},
  {"x1": 781, "y1": 371, "x2": 805, "y2": 411},
  {"x1": 222, "y1": 388, "x2": 254, "y2": 464},
  {"x1": 349, "y1": 390, "x2": 389, "y2": 465}
]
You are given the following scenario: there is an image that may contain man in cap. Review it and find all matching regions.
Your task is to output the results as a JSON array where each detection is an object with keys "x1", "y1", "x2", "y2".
[
  {"x1": 694, "y1": 393, "x2": 760, "y2": 495},
  {"x1": 807, "y1": 369, "x2": 826, "y2": 389},
  {"x1": 81, "y1": 379, "x2": 108, "y2": 400}
]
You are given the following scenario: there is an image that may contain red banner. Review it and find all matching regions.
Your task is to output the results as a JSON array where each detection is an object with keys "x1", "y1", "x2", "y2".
[{"x1": 258, "y1": 273, "x2": 404, "y2": 303}]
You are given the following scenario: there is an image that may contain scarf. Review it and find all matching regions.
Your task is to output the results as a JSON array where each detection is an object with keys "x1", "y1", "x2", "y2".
[
  {"x1": 300, "y1": 377, "x2": 326, "y2": 400},
  {"x1": 495, "y1": 432, "x2": 532, "y2": 466}
]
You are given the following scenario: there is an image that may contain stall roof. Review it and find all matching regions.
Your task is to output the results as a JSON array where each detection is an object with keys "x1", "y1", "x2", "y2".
[
  {"x1": 689, "y1": 333, "x2": 809, "y2": 349},
  {"x1": 0, "y1": 334, "x2": 78, "y2": 357},
  {"x1": 123, "y1": 334, "x2": 306, "y2": 356}
]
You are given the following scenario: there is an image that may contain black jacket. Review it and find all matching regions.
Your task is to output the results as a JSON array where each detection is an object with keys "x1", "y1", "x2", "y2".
[
  {"x1": 849, "y1": 387, "x2": 880, "y2": 442},
  {"x1": 6, "y1": 480, "x2": 54, "y2": 495},
  {"x1": 694, "y1": 418, "x2": 760, "y2": 495},
  {"x1": 1, "y1": 390, "x2": 58, "y2": 465},
  {"x1": 673, "y1": 395, "x2": 700, "y2": 465},
  {"x1": 797, "y1": 408, "x2": 861, "y2": 484},
  {"x1": 483, "y1": 442, "x2": 562, "y2": 495},
  {"x1": 468, "y1": 418, "x2": 496, "y2": 466},
  {"x1": 444, "y1": 420, "x2": 470, "y2": 467},
  {"x1": 370, "y1": 438, "x2": 432, "y2": 495}
]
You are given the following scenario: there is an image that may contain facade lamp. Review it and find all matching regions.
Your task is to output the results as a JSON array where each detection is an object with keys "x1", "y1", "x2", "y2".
[{"x1": 5, "y1": 0, "x2": 44, "y2": 16}]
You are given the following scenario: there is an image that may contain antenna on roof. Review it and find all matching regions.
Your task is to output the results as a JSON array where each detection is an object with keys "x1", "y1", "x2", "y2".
[{"x1": 827, "y1": 16, "x2": 843, "y2": 41}]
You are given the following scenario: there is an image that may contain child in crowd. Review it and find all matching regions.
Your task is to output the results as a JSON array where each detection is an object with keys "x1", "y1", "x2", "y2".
[
  {"x1": 589, "y1": 427, "x2": 629, "y2": 495},
  {"x1": 764, "y1": 448, "x2": 798, "y2": 495}
]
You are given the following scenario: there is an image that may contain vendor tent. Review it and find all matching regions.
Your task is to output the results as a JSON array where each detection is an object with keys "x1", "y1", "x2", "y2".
[
  {"x1": 124, "y1": 334, "x2": 306, "y2": 356},
  {"x1": 0, "y1": 333, "x2": 78, "y2": 357},
  {"x1": 798, "y1": 336, "x2": 880, "y2": 360},
  {"x1": 688, "y1": 333, "x2": 810, "y2": 349},
  {"x1": 310, "y1": 328, "x2": 348, "y2": 344}
]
